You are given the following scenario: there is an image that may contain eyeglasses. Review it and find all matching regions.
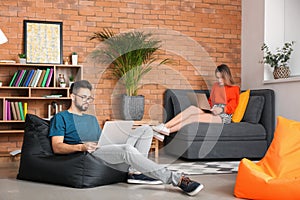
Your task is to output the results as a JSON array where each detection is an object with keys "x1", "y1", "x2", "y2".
[{"x1": 73, "y1": 93, "x2": 94, "y2": 103}]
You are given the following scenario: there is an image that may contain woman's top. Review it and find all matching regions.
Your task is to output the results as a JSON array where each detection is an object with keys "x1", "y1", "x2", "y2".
[{"x1": 208, "y1": 82, "x2": 240, "y2": 115}]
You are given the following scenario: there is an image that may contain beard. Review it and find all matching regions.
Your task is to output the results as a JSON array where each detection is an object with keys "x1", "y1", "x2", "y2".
[{"x1": 75, "y1": 102, "x2": 89, "y2": 112}]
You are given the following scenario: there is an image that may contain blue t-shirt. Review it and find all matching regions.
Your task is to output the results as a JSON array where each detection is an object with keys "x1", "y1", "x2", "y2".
[{"x1": 49, "y1": 110, "x2": 101, "y2": 144}]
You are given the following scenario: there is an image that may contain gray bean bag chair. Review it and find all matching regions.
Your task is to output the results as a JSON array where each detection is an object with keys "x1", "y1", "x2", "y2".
[{"x1": 17, "y1": 114, "x2": 128, "y2": 188}]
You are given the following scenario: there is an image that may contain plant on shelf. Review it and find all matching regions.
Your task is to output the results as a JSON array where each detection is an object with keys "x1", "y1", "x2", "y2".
[
  {"x1": 90, "y1": 28, "x2": 169, "y2": 120},
  {"x1": 68, "y1": 75, "x2": 75, "y2": 87},
  {"x1": 71, "y1": 52, "x2": 78, "y2": 65},
  {"x1": 18, "y1": 53, "x2": 26, "y2": 64},
  {"x1": 18, "y1": 53, "x2": 26, "y2": 59},
  {"x1": 261, "y1": 41, "x2": 295, "y2": 79}
]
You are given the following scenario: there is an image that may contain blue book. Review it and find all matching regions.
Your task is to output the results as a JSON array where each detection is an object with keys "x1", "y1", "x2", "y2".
[{"x1": 24, "y1": 69, "x2": 35, "y2": 87}]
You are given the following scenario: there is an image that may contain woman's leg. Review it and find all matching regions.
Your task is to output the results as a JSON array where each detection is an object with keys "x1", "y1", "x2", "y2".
[
  {"x1": 165, "y1": 106, "x2": 204, "y2": 132},
  {"x1": 169, "y1": 112, "x2": 222, "y2": 133}
]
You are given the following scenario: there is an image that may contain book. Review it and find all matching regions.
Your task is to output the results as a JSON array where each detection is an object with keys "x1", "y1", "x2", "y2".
[
  {"x1": 9, "y1": 70, "x2": 19, "y2": 87},
  {"x1": 41, "y1": 68, "x2": 50, "y2": 87},
  {"x1": 24, "y1": 69, "x2": 35, "y2": 87},
  {"x1": 14, "y1": 70, "x2": 25, "y2": 86},
  {"x1": 45, "y1": 68, "x2": 54, "y2": 87},
  {"x1": 10, "y1": 70, "x2": 21, "y2": 87},
  {"x1": 23, "y1": 102, "x2": 28, "y2": 119},
  {"x1": 4, "y1": 100, "x2": 8, "y2": 120},
  {"x1": 37, "y1": 69, "x2": 46, "y2": 87},
  {"x1": 153, "y1": 131, "x2": 165, "y2": 142},
  {"x1": 11, "y1": 102, "x2": 17, "y2": 120},
  {"x1": 7, "y1": 100, "x2": 11, "y2": 120},
  {"x1": 32, "y1": 69, "x2": 42, "y2": 87},
  {"x1": 18, "y1": 102, "x2": 24, "y2": 120},
  {"x1": 14, "y1": 101, "x2": 21, "y2": 120},
  {"x1": 19, "y1": 70, "x2": 29, "y2": 87},
  {"x1": 28, "y1": 70, "x2": 37, "y2": 87}
]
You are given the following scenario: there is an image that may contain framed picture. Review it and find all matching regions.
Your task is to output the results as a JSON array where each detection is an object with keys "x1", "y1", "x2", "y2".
[{"x1": 24, "y1": 20, "x2": 63, "y2": 64}]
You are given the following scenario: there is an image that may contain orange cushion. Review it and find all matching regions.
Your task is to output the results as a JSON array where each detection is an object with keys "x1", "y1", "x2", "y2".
[
  {"x1": 232, "y1": 90, "x2": 250, "y2": 123},
  {"x1": 234, "y1": 116, "x2": 300, "y2": 199}
]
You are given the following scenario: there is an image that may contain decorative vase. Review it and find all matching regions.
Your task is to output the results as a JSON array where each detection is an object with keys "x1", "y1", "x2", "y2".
[
  {"x1": 273, "y1": 66, "x2": 290, "y2": 79},
  {"x1": 72, "y1": 55, "x2": 78, "y2": 65},
  {"x1": 121, "y1": 95, "x2": 144, "y2": 120}
]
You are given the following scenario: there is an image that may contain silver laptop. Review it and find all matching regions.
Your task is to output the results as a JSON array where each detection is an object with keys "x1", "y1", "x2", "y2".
[
  {"x1": 187, "y1": 92, "x2": 212, "y2": 112},
  {"x1": 97, "y1": 120, "x2": 134, "y2": 146}
]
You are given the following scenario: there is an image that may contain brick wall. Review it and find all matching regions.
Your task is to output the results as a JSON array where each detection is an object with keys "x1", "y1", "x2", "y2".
[{"x1": 0, "y1": 0, "x2": 241, "y2": 154}]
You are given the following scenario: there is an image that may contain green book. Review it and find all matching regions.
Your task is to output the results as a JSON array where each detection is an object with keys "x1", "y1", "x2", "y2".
[
  {"x1": 18, "y1": 102, "x2": 24, "y2": 120},
  {"x1": 41, "y1": 68, "x2": 50, "y2": 87},
  {"x1": 9, "y1": 70, "x2": 19, "y2": 86},
  {"x1": 17, "y1": 69, "x2": 27, "y2": 87}
]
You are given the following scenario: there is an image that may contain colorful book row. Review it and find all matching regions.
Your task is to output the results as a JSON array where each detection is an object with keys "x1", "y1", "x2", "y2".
[
  {"x1": 4, "y1": 100, "x2": 27, "y2": 121},
  {"x1": 9, "y1": 68, "x2": 54, "y2": 87}
]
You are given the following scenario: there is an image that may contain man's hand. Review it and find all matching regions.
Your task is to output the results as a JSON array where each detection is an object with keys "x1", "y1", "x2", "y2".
[{"x1": 83, "y1": 142, "x2": 98, "y2": 153}]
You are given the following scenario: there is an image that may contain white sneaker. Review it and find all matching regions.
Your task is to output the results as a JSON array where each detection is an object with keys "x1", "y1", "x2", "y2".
[{"x1": 152, "y1": 123, "x2": 170, "y2": 136}]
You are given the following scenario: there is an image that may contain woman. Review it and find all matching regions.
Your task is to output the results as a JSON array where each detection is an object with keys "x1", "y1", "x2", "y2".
[{"x1": 153, "y1": 64, "x2": 240, "y2": 135}]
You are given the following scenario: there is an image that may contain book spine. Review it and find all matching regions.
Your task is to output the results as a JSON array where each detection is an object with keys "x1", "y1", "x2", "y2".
[
  {"x1": 9, "y1": 70, "x2": 19, "y2": 87},
  {"x1": 11, "y1": 102, "x2": 17, "y2": 120},
  {"x1": 14, "y1": 70, "x2": 25, "y2": 87},
  {"x1": 45, "y1": 68, "x2": 54, "y2": 87},
  {"x1": 11, "y1": 70, "x2": 21, "y2": 87},
  {"x1": 37, "y1": 69, "x2": 46, "y2": 87},
  {"x1": 33, "y1": 69, "x2": 42, "y2": 87},
  {"x1": 42, "y1": 68, "x2": 50, "y2": 87},
  {"x1": 18, "y1": 102, "x2": 24, "y2": 121},
  {"x1": 7, "y1": 100, "x2": 11, "y2": 120},
  {"x1": 23, "y1": 102, "x2": 28, "y2": 119},
  {"x1": 19, "y1": 70, "x2": 29, "y2": 87},
  {"x1": 28, "y1": 70, "x2": 37, "y2": 87},
  {"x1": 24, "y1": 69, "x2": 34, "y2": 87},
  {"x1": 4, "y1": 100, "x2": 8, "y2": 120},
  {"x1": 14, "y1": 102, "x2": 21, "y2": 120}
]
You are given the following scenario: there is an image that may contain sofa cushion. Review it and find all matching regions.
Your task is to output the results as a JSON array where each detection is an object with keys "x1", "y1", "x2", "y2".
[
  {"x1": 242, "y1": 96, "x2": 265, "y2": 124},
  {"x1": 173, "y1": 122, "x2": 266, "y2": 141},
  {"x1": 232, "y1": 90, "x2": 250, "y2": 123}
]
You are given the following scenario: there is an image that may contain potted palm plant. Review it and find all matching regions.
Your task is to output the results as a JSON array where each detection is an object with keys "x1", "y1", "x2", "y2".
[
  {"x1": 261, "y1": 41, "x2": 295, "y2": 79},
  {"x1": 91, "y1": 29, "x2": 169, "y2": 120}
]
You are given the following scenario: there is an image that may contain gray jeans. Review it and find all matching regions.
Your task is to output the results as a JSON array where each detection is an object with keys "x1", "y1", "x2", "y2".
[{"x1": 92, "y1": 125, "x2": 182, "y2": 186}]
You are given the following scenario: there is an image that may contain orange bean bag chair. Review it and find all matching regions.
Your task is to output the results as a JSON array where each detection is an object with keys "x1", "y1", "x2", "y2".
[{"x1": 234, "y1": 116, "x2": 300, "y2": 200}]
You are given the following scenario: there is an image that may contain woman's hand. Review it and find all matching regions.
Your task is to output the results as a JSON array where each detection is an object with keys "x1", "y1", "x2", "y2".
[
  {"x1": 211, "y1": 106, "x2": 223, "y2": 115},
  {"x1": 82, "y1": 142, "x2": 98, "y2": 153}
]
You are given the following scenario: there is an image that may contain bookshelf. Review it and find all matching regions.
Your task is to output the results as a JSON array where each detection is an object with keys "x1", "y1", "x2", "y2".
[{"x1": 0, "y1": 63, "x2": 83, "y2": 134}]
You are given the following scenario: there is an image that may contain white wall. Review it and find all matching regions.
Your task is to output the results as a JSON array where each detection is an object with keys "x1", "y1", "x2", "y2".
[
  {"x1": 285, "y1": 0, "x2": 300, "y2": 75},
  {"x1": 242, "y1": 0, "x2": 300, "y2": 122}
]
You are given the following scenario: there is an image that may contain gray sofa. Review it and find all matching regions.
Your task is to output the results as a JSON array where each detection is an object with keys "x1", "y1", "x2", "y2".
[{"x1": 163, "y1": 89, "x2": 275, "y2": 160}]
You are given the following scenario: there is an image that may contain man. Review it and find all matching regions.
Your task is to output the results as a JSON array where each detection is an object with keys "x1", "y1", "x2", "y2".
[{"x1": 49, "y1": 80, "x2": 204, "y2": 196}]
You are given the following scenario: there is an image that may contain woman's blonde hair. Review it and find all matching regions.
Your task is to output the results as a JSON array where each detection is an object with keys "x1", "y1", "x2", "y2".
[{"x1": 215, "y1": 64, "x2": 235, "y2": 85}]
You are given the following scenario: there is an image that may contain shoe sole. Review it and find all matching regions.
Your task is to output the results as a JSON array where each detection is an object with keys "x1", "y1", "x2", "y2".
[
  {"x1": 186, "y1": 184, "x2": 204, "y2": 196},
  {"x1": 127, "y1": 179, "x2": 163, "y2": 185}
]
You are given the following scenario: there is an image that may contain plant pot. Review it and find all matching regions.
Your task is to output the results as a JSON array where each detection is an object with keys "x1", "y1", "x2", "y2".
[
  {"x1": 72, "y1": 55, "x2": 78, "y2": 65},
  {"x1": 273, "y1": 66, "x2": 290, "y2": 79},
  {"x1": 60, "y1": 83, "x2": 66, "y2": 88},
  {"x1": 121, "y1": 95, "x2": 144, "y2": 120},
  {"x1": 19, "y1": 58, "x2": 26, "y2": 64}
]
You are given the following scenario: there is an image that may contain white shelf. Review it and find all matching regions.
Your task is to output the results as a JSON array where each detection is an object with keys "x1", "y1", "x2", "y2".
[{"x1": 263, "y1": 75, "x2": 300, "y2": 84}]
